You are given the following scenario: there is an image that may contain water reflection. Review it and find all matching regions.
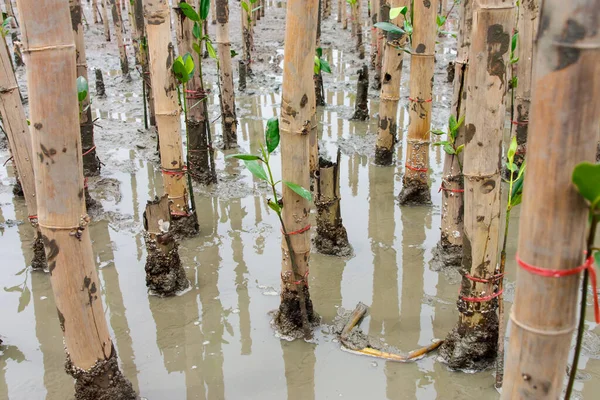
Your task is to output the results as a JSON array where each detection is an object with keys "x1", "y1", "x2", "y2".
[{"x1": 281, "y1": 340, "x2": 316, "y2": 400}]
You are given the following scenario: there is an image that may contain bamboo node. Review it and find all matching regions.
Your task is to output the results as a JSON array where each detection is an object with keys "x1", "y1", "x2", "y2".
[
  {"x1": 549, "y1": 40, "x2": 600, "y2": 50},
  {"x1": 23, "y1": 44, "x2": 76, "y2": 54},
  {"x1": 509, "y1": 311, "x2": 575, "y2": 336},
  {"x1": 380, "y1": 95, "x2": 400, "y2": 101},
  {"x1": 408, "y1": 97, "x2": 432, "y2": 103}
]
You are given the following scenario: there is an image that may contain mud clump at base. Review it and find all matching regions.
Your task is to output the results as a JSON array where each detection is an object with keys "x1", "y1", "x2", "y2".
[
  {"x1": 12, "y1": 179, "x2": 24, "y2": 197},
  {"x1": 272, "y1": 286, "x2": 320, "y2": 340},
  {"x1": 313, "y1": 226, "x2": 352, "y2": 257},
  {"x1": 398, "y1": 182, "x2": 432, "y2": 206},
  {"x1": 31, "y1": 231, "x2": 47, "y2": 271},
  {"x1": 66, "y1": 346, "x2": 137, "y2": 400},
  {"x1": 144, "y1": 233, "x2": 189, "y2": 296},
  {"x1": 438, "y1": 312, "x2": 499, "y2": 371},
  {"x1": 374, "y1": 147, "x2": 394, "y2": 166},
  {"x1": 430, "y1": 240, "x2": 462, "y2": 271},
  {"x1": 170, "y1": 214, "x2": 200, "y2": 240},
  {"x1": 84, "y1": 188, "x2": 101, "y2": 214}
]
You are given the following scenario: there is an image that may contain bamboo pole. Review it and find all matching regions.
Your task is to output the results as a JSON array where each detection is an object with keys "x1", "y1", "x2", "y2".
[
  {"x1": 241, "y1": 0, "x2": 253, "y2": 75},
  {"x1": 337, "y1": 0, "x2": 342, "y2": 22},
  {"x1": 274, "y1": 0, "x2": 320, "y2": 337},
  {"x1": 0, "y1": 36, "x2": 46, "y2": 270},
  {"x1": 351, "y1": 64, "x2": 369, "y2": 120},
  {"x1": 370, "y1": 0, "x2": 379, "y2": 68},
  {"x1": 314, "y1": 149, "x2": 352, "y2": 256},
  {"x1": 134, "y1": 0, "x2": 155, "y2": 127},
  {"x1": 374, "y1": 0, "x2": 406, "y2": 166},
  {"x1": 314, "y1": 0, "x2": 325, "y2": 107},
  {"x1": 510, "y1": 0, "x2": 539, "y2": 167},
  {"x1": 216, "y1": 0, "x2": 238, "y2": 149},
  {"x1": 353, "y1": 0, "x2": 365, "y2": 59},
  {"x1": 210, "y1": 0, "x2": 217, "y2": 23},
  {"x1": 174, "y1": 0, "x2": 215, "y2": 185},
  {"x1": 102, "y1": 0, "x2": 111, "y2": 41},
  {"x1": 70, "y1": 0, "x2": 101, "y2": 177},
  {"x1": 126, "y1": 0, "x2": 139, "y2": 64},
  {"x1": 398, "y1": 0, "x2": 438, "y2": 205},
  {"x1": 92, "y1": 0, "x2": 99, "y2": 23},
  {"x1": 14, "y1": 0, "x2": 136, "y2": 395},
  {"x1": 502, "y1": 0, "x2": 600, "y2": 396},
  {"x1": 373, "y1": 0, "x2": 388, "y2": 90},
  {"x1": 144, "y1": 0, "x2": 197, "y2": 225},
  {"x1": 110, "y1": 0, "x2": 130, "y2": 79},
  {"x1": 438, "y1": 0, "x2": 515, "y2": 371},
  {"x1": 435, "y1": 0, "x2": 472, "y2": 266},
  {"x1": 342, "y1": 0, "x2": 347, "y2": 29}
]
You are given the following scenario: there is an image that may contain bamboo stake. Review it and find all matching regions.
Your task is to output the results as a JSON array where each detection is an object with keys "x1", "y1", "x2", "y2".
[
  {"x1": 92, "y1": 0, "x2": 99, "y2": 23},
  {"x1": 110, "y1": 0, "x2": 130, "y2": 79},
  {"x1": 342, "y1": 0, "x2": 347, "y2": 29},
  {"x1": 15, "y1": 0, "x2": 136, "y2": 395},
  {"x1": 144, "y1": 0, "x2": 195, "y2": 221},
  {"x1": 70, "y1": 0, "x2": 101, "y2": 178},
  {"x1": 216, "y1": 0, "x2": 238, "y2": 149},
  {"x1": 435, "y1": 0, "x2": 471, "y2": 266},
  {"x1": 509, "y1": 0, "x2": 539, "y2": 167},
  {"x1": 373, "y1": 0, "x2": 388, "y2": 90},
  {"x1": 502, "y1": 0, "x2": 600, "y2": 396},
  {"x1": 374, "y1": 0, "x2": 406, "y2": 166},
  {"x1": 353, "y1": 0, "x2": 364, "y2": 59},
  {"x1": 438, "y1": 0, "x2": 515, "y2": 371},
  {"x1": 241, "y1": 0, "x2": 253, "y2": 75},
  {"x1": 351, "y1": 64, "x2": 369, "y2": 120},
  {"x1": 274, "y1": 0, "x2": 320, "y2": 338},
  {"x1": 174, "y1": 0, "x2": 215, "y2": 185},
  {"x1": 126, "y1": 0, "x2": 139, "y2": 64},
  {"x1": 398, "y1": 0, "x2": 438, "y2": 205},
  {"x1": 337, "y1": 0, "x2": 342, "y2": 22},
  {"x1": 314, "y1": 0, "x2": 325, "y2": 107},
  {"x1": 134, "y1": 0, "x2": 155, "y2": 126},
  {"x1": 102, "y1": 0, "x2": 111, "y2": 41},
  {"x1": 0, "y1": 36, "x2": 46, "y2": 270},
  {"x1": 370, "y1": 0, "x2": 379, "y2": 68}
]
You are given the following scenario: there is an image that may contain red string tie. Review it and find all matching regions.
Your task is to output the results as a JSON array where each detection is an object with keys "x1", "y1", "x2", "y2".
[
  {"x1": 28, "y1": 215, "x2": 38, "y2": 222},
  {"x1": 185, "y1": 89, "x2": 210, "y2": 100},
  {"x1": 465, "y1": 273, "x2": 504, "y2": 283},
  {"x1": 438, "y1": 183, "x2": 464, "y2": 193},
  {"x1": 171, "y1": 210, "x2": 193, "y2": 217},
  {"x1": 405, "y1": 163, "x2": 428, "y2": 173},
  {"x1": 82, "y1": 145, "x2": 96, "y2": 157},
  {"x1": 161, "y1": 165, "x2": 188, "y2": 178},
  {"x1": 459, "y1": 273, "x2": 505, "y2": 302},
  {"x1": 516, "y1": 253, "x2": 599, "y2": 323},
  {"x1": 282, "y1": 224, "x2": 311, "y2": 236},
  {"x1": 281, "y1": 270, "x2": 310, "y2": 287},
  {"x1": 408, "y1": 97, "x2": 432, "y2": 103},
  {"x1": 511, "y1": 120, "x2": 529, "y2": 126},
  {"x1": 84, "y1": 177, "x2": 88, "y2": 189}
]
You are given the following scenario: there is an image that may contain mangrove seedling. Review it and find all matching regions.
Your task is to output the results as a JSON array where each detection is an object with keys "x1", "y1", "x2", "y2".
[
  {"x1": 346, "y1": 0, "x2": 364, "y2": 58},
  {"x1": 76, "y1": 76, "x2": 90, "y2": 119},
  {"x1": 227, "y1": 117, "x2": 315, "y2": 339},
  {"x1": 314, "y1": 46, "x2": 331, "y2": 107},
  {"x1": 565, "y1": 162, "x2": 600, "y2": 399},
  {"x1": 431, "y1": 114, "x2": 465, "y2": 170},
  {"x1": 375, "y1": 5, "x2": 411, "y2": 50}
]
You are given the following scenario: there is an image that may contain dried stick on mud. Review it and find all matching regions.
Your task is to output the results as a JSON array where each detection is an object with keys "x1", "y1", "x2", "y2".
[
  {"x1": 102, "y1": 0, "x2": 111, "y2": 41},
  {"x1": 215, "y1": 0, "x2": 238, "y2": 149},
  {"x1": 439, "y1": 0, "x2": 515, "y2": 371},
  {"x1": 110, "y1": 0, "x2": 130, "y2": 79},
  {"x1": 351, "y1": 64, "x2": 369, "y2": 120},
  {"x1": 14, "y1": 0, "x2": 136, "y2": 396},
  {"x1": 314, "y1": 150, "x2": 352, "y2": 256},
  {"x1": 70, "y1": 0, "x2": 101, "y2": 179},
  {"x1": 143, "y1": 195, "x2": 189, "y2": 296},
  {"x1": 434, "y1": 0, "x2": 472, "y2": 267},
  {"x1": 144, "y1": 0, "x2": 198, "y2": 234},
  {"x1": 0, "y1": 37, "x2": 46, "y2": 270},
  {"x1": 398, "y1": 0, "x2": 437, "y2": 206},
  {"x1": 374, "y1": 0, "x2": 407, "y2": 166},
  {"x1": 502, "y1": 0, "x2": 600, "y2": 396},
  {"x1": 273, "y1": 0, "x2": 320, "y2": 340}
]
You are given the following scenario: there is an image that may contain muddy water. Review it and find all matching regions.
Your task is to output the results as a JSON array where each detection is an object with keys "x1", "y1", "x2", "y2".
[{"x1": 2, "y1": 2, "x2": 600, "y2": 400}]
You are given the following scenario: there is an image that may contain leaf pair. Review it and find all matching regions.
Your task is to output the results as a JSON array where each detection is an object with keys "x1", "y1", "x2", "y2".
[
  {"x1": 572, "y1": 162, "x2": 600, "y2": 210},
  {"x1": 374, "y1": 22, "x2": 405, "y2": 36},
  {"x1": 179, "y1": 0, "x2": 209, "y2": 22},
  {"x1": 314, "y1": 48, "x2": 332, "y2": 75},
  {"x1": 173, "y1": 53, "x2": 195, "y2": 84}
]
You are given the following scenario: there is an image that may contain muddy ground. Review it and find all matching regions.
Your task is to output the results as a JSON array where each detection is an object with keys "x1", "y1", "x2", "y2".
[{"x1": 1, "y1": 1, "x2": 600, "y2": 399}]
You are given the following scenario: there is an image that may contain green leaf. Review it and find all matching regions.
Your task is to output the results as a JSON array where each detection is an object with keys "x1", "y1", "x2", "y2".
[
  {"x1": 200, "y1": 0, "x2": 210, "y2": 20},
  {"x1": 595, "y1": 251, "x2": 600, "y2": 270},
  {"x1": 249, "y1": 0, "x2": 258, "y2": 3},
  {"x1": 76, "y1": 76, "x2": 88, "y2": 103},
  {"x1": 455, "y1": 144, "x2": 465, "y2": 155},
  {"x1": 319, "y1": 58, "x2": 331, "y2": 74},
  {"x1": 314, "y1": 55, "x2": 321, "y2": 74},
  {"x1": 506, "y1": 162, "x2": 518, "y2": 172},
  {"x1": 226, "y1": 153, "x2": 261, "y2": 161},
  {"x1": 252, "y1": 6, "x2": 262, "y2": 12},
  {"x1": 436, "y1": 14, "x2": 446, "y2": 27},
  {"x1": 374, "y1": 22, "x2": 405, "y2": 35},
  {"x1": 206, "y1": 40, "x2": 217, "y2": 59},
  {"x1": 316, "y1": 47, "x2": 323, "y2": 58},
  {"x1": 172, "y1": 56, "x2": 188, "y2": 83},
  {"x1": 231, "y1": 49, "x2": 238, "y2": 58},
  {"x1": 244, "y1": 159, "x2": 269, "y2": 182},
  {"x1": 507, "y1": 136, "x2": 518, "y2": 166},
  {"x1": 265, "y1": 117, "x2": 280, "y2": 153},
  {"x1": 432, "y1": 141, "x2": 448, "y2": 147},
  {"x1": 241, "y1": 1, "x2": 250, "y2": 13},
  {"x1": 572, "y1": 162, "x2": 600, "y2": 208},
  {"x1": 389, "y1": 6, "x2": 407, "y2": 20},
  {"x1": 448, "y1": 115, "x2": 458, "y2": 134},
  {"x1": 17, "y1": 285, "x2": 30, "y2": 313},
  {"x1": 192, "y1": 42, "x2": 202, "y2": 56},
  {"x1": 511, "y1": 32, "x2": 518, "y2": 53},
  {"x1": 430, "y1": 129, "x2": 446, "y2": 136},
  {"x1": 183, "y1": 53, "x2": 195, "y2": 76},
  {"x1": 283, "y1": 181, "x2": 313, "y2": 202},
  {"x1": 192, "y1": 22, "x2": 201, "y2": 39},
  {"x1": 179, "y1": 2, "x2": 200, "y2": 21},
  {"x1": 403, "y1": 20, "x2": 413, "y2": 35},
  {"x1": 267, "y1": 200, "x2": 281, "y2": 214},
  {"x1": 443, "y1": 143, "x2": 455, "y2": 155},
  {"x1": 4, "y1": 285, "x2": 22, "y2": 293}
]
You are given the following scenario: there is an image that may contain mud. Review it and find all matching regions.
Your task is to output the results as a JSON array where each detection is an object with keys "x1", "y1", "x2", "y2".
[
  {"x1": 30, "y1": 230, "x2": 47, "y2": 271},
  {"x1": 170, "y1": 213, "x2": 199, "y2": 239},
  {"x1": 65, "y1": 346, "x2": 137, "y2": 400},
  {"x1": 398, "y1": 180, "x2": 433, "y2": 206},
  {"x1": 313, "y1": 224, "x2": 352, "y2": 257},
  {"x1": 272, "y1": 286, "x2": 320, "y2": 340},
  {"x1": 143, "y1": 233, "x2": 189, "y2": 296},
  {"x1": 430, "y1": 239, "x2": 462, "y2": 271}
]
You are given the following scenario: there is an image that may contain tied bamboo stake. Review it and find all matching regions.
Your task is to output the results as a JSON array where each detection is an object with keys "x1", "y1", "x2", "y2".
[
  {"x1": 374, "y1": 0, "x2": 407, "y2": 166},
  {"x1": 215, "y1": 0, "x2": 238, "y2": 149},
  {"x1": 435, "y1": 0, "x2": 472, "y2": 267},
  {"x1": 502, "y1": 0, "x2": 600, "y2": 396},
  {"x1": 144, "y1": 0, "x2": 198, "y2": 230},
  {"x1": 273, "y1": 0, "x2": 320, "y2": 339},
  {"x1": 110, "y1": 0, "x2": 130, "y2": 79},
  {"x1": 14, "y1": 0, "x2": 136, "y2": 395},
  {"x1": 509, "y1": 0, "x2": 539, "y2": 167},
  {"x1": 0, "y1": 36, "x2": 46, "y2": 270},
  {"x1": 438, "y1": 0, "x2": 515, "y2": 371},
  {"x1": 70, "y1": 0, "x2": 101, "y2": 179},
  {"x1": 398, "y1": 0, "x2": 438, "y2": 205}
]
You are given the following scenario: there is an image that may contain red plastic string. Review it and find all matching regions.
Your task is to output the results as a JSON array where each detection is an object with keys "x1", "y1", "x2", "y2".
[
  {"x1": 405, "y1": 163, "x2": 428, "y2": 173},
  {"x1": 185, "y1": 89, "x2": 210, "y2": 100},
  {"x1": 459, "y1": 273, "x2": 505, "y2": 302},
  {"x1": 282, "y1": 224, "x2": 311, "y2": 236},
  {"x1": 84, "y1": 177, "x2": 88, "y2": 189},
  {"x1": 465, "y1": 273, "x2": 504, "y2": 284},
  {"x1": 161, "y1": 165, "x2": 187, "y2": 177},
  {"x1": 171, "y1": 210, "x2": 193, "y2": 217},
  {"x1": 281, "y1": 270, "x2": 310, "y2": 287},
  {"x1": 461, "y1": 289, "x2": 504, "y2": 303},
  {"x1": 82, "y1": 145, "x2": 96, "y2": 157},
  {"x1": 408, "y1": 97, "x2": 432, "y2": 103},
  {"x1": 438, "y1": 183, "x2": 464, "y2": 193},
  {"x1": 516, "y1": 253, "x2": 599, "y2": 323},
  {"x1": 511, "y1": 120, "x2": 529, "y2": 126},
  {"x1": 28, "y1": 215, "x2": 38, "y2": 221}
]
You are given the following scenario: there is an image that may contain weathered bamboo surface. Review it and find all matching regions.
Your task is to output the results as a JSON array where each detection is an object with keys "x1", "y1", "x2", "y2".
[
  {"x1": 503, "y1": 0, "x2": 600, "y2": 397},
  {"x1": 216, "y1": 0, "x2": 238, "y2": 148}
]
